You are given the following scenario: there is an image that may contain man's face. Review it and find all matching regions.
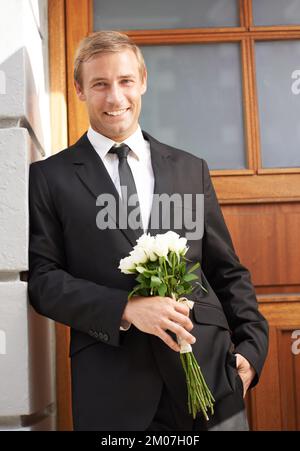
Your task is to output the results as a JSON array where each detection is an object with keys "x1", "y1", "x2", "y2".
[{"x1": 75, "y1": 49, "x2": 147, "y2": 142}]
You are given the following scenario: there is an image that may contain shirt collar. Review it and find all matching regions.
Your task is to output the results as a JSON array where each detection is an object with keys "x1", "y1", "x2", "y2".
[{"x1": 87, "y1": 125, "x2": 146, "y2": 161}]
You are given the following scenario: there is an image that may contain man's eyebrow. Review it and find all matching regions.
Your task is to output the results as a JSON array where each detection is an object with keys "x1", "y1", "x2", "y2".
[
  {"x1": 118, "y1": 74, "x2": 136, "y2": 79},
  {"x1": 89, "y1": 74, "x2": 137, "y2": 84},
  {"x1": 89, "y1": 77, "x2": 107, "y2": 84}
]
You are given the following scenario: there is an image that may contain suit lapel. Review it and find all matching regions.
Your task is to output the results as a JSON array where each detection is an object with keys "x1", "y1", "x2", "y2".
[
  {"x1": 70, "y1": 133, "x2": 138, "y2": 247},
  {"x1": 142, "y1": 131, "x2": 173, "y2": 236},
  {"x1": 70, "y1": 131, "x2": 174, "y2": 246}
]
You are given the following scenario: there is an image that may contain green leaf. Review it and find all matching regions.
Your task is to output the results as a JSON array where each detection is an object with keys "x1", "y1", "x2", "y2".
[
  {"x1": 179, "y1": 262, "x2": 186, "y2": 275},
  {"x1": 166, "y1": 254, "x2": 172, "y2": 267},
  {"x1": 187, "y1": 262, "x2": 200, "y2": 274},
  {"x1": 140, "y1": 288, "x2": 150, "y2": 296},
  {"x1": 158, "y1": 284, "x2": 167, "y2": 297},
  {"x1": 183, "y1": 273, "x2": 199, "y2": 282},
  {"x1": 136, "y1": 266, "x2": 146, "y2": 273},
  {"x1": 150, "y1": 275, "x2": 162, "y2": 288},
  {"x1": 159, "y1": 256, "x2": 165, "y2": 266},
  {"x1": 176, "y1": 285, "x2": 185, "y2": 295},
  {"x1": 147, "y1": 262, "x2": 158, "y2": 271},
  {"x1": 142, "y1": 278, "x2": 151, "y2": 289},
  {"x1": 136, "y1": 274, "x2": 146, "y2": 284},
  {"x1": 195, "y1": 281, "x2": 208, "y2": 293},
  {"x1": 183, "y1": 256, "x2": 192, "y2": 263},
  {"x1": 144, "y1": 266, "x2": 159, "y2": 275},
  {"x1": 128, "y1": 284, "x2": 144, "y2": 299}
]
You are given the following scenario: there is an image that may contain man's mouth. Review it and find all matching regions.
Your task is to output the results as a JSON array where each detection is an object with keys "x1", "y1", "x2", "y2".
[{"x1": 105, "y1": 108, "x2": 129, "y2": 117}]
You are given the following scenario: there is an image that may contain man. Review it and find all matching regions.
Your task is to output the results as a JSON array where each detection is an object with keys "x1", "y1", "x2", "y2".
[{"x1": 28, "y1": 31, "x2": 268, "y2": 431}]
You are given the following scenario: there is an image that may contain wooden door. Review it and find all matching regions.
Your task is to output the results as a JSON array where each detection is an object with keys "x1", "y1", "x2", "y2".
[{"x1": 49, "y1": 0, "x2": 300, "y2": 430}]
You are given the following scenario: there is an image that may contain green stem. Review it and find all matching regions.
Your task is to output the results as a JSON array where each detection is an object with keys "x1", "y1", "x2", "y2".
[
  {"x1": 180, "y1": 352, "x2": 214, "y2": 420},
  {"x1": 163, "y1": 258, "x2": 172, "y2": 296}
]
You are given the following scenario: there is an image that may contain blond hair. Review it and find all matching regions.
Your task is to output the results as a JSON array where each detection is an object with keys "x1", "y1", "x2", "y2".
[{"x1": 74, "y1": 31, "x2": 146, "y2": 86}]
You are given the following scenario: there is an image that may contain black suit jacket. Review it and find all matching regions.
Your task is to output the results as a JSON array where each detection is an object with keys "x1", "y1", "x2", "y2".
[{"x1": 28, "y1": 131, "x2": 268, "y2": 430}]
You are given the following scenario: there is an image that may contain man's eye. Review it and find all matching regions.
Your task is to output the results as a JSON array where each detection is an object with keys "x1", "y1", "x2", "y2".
[{"x1": 122, "y1": 79, "x2": 133, "y2": 84}]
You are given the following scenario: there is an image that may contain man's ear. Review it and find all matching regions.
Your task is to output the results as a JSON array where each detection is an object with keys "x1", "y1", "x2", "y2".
[
  {"x1": 141, "y1": 69, "x2": 147, "y2": 95},
  {"x1": 74, "y1": 81, "x2": 86, "y2": 101}
]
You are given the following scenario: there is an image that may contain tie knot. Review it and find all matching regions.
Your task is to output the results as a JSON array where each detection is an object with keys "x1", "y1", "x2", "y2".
[{"x1": 109, "y1": 143, "x2": 131, "y2": 159}]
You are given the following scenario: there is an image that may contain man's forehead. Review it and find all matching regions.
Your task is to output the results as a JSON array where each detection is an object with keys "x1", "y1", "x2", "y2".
[
  {"x1": 86, "y1": 49, "x2": 138, "y2": 66},
  {"x1": 82, "y1": 52, "x2": 142, "y2": 83}
]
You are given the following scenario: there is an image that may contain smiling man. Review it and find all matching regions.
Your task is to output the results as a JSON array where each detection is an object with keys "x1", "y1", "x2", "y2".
[
  {"x1": 75, "y1": 48, "x2": 146, "y2": 142},
  {"x1": 28, "y1": 31, "x2": 268, "y2": 431}
]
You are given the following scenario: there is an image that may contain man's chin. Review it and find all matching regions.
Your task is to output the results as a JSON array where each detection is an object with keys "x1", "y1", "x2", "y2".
[
  {"x1": 100, "y1": 127, "x2": 130, "y2": 142},
  {"x1": 106, "y1": 123, "x2": 138, "y2": 141}
]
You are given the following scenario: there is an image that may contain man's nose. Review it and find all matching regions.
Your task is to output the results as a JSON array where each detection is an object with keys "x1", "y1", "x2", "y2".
[{"x1": 106, "y1": 83, "x2": 123, "y2": 104}]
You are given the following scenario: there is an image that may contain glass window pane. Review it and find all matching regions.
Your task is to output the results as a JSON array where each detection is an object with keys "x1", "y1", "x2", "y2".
[
  {"x1": 255, "y1": 41, "x2": 300, "y2": 168},
  {"x1": 93, "y1": 0, "x2": 239, "y2": 30},
  {"x1": 253, "y1": 0, "x2": 300, "y2": 26},
  {"x1": 140, "y1": 44, "x2": 246, "y2": 170}
]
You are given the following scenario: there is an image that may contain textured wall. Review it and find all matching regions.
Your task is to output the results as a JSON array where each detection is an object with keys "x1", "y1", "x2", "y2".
[{"x1": 0, "y1": 0, "x2": 56, "y2": 430}]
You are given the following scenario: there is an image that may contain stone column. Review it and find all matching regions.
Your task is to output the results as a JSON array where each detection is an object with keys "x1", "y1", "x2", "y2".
[{"x1": 0, "y1": 0, "x2": 56, "y2": 430}]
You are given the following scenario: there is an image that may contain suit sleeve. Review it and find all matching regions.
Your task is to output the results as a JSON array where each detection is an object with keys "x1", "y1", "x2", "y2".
[
  {"x1": 201, "y1": 160, "x2": 269, "y2": 386},
  {"x1": 28, "y1": 161, "x2": 129, "y2": 347}
]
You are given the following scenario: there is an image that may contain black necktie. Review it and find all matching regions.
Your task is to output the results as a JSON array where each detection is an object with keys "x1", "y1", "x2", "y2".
[{"x1": 109, "y1": 143, "x2": 142, "y2": 232}]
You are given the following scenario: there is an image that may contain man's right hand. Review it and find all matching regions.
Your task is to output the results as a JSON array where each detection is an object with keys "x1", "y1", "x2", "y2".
[{"x1": 121, "y1": 296, "x2": 196, "y2": 352}]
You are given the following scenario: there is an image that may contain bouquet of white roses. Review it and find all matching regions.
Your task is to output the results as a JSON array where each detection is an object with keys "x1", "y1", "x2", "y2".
[{"x1": 119, "y1": 231, "x2": 214, "y2": 420}]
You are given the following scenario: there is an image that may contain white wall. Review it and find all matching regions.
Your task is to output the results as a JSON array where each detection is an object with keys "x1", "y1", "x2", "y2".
[{"x1": 0, "y1": 0, "x2": 56, "y2": 430}]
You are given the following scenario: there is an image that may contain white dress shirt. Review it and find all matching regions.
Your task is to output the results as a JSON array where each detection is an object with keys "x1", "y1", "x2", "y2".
[{"x1": 87, "y1": 125, "x2": 154, "y2": 233}]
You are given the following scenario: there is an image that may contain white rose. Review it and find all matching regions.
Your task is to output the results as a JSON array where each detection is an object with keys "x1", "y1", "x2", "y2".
[
  {"x1": 161, "y1": 231, "x2": 188, "y2": 255},
  {"x1": 119, "y1": 256, "x2": 136, "y2": 274},
  {"x1": 130, "y1": 247, "x2": 148, "y2": 265},
  {"x1": 136, "y1": 233, "x2": 153, "y2": 248},
  {"x1": 153, "y1": 234, "x2": 169, "y2": 258},
  {"x1": 135, "y1": 233, "x2": 157, "y2": 261},
  {"x1": 164, "y1": 231, "x2": 180, "y2": 245},
  {"x1": 171, "y1": 237, "x2": 188, "y2": 255}
]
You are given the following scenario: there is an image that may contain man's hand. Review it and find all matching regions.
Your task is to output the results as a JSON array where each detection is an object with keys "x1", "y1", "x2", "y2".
[
  {"x1": 122, "y1": 295, "x2": 195, "y2": 352},
  {"x1": 235, "y1": 353, "x2": 256, "y2": 397}
]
